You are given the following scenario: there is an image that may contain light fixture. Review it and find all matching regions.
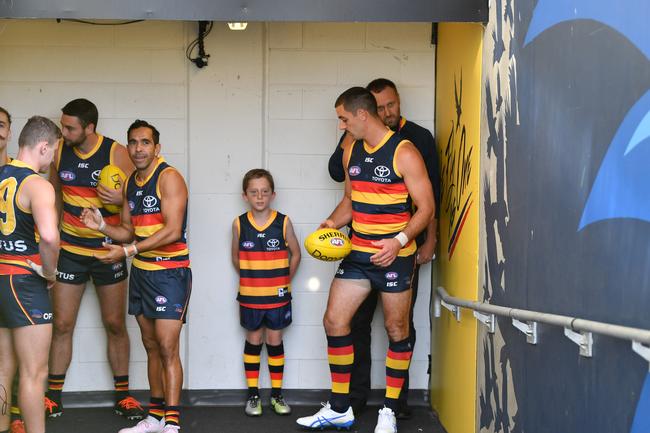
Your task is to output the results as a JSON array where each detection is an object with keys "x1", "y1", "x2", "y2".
[{"x1": 228, "y1": 22, "x2": 248, "y2": 31}]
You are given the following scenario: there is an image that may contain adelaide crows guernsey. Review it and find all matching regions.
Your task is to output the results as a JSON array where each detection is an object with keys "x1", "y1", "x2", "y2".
[
  {"x1": 126, "y1": 158, "x2": 189, "y2": 271},
  {"x1": 57, "y1": 135, "x2": 121, "y2": 256},
  {"x1": 346, "y1": 129, "x2": 416, "y2": 257},
  {"x1": 0, "y1": 160, "x2": 43, "y2": 275},
  {"x1": 237, "y1": 211, "x2": 291, "y2": 309}
]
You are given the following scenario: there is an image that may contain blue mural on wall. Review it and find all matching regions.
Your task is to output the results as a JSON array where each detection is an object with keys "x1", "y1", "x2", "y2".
[
  {"x1": 483, "y1": 0, "x2": 650, "y2": 427},
  {"x1": 579, "y1": 91, "x2": 650, "y2": 229},
  {"x1": 524, "y1": 0, "x2": 650, "y2": 229}
]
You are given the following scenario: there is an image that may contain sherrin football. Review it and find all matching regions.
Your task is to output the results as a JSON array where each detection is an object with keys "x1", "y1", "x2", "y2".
[
  {"x1": 304, "y1": 228, "x2": 351, "y2": 261},
  {"x1": 98, "y1": 164, "x2": 126, "y2": 214}
]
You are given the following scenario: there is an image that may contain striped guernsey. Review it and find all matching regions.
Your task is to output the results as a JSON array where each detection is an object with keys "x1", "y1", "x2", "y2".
[
  {"x1": 346, "y1": 129, "x2": 416, "y2": 257},
  {"x1": 125, "y1": 158, "x2": 189, "y2": 271},
  {"x1": 237, "y1": 210, "x2": 291, "y2": 309}
]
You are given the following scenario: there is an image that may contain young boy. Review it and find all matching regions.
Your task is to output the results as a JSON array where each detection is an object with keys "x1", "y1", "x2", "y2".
[{"x1": 231, "y1": 169, "x2": 301, "y2": 416}]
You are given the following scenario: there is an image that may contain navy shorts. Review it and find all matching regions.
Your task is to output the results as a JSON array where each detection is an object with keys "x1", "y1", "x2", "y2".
[
  {"x1": 240, "y1": 303, "x2": 292, "y2": 331},
  {"x1": 129, "y1": 267, "x2": 192, "y2": 322},
  {"x1": 0, "y1": 274, "x2": 52, "y2": 328},
  {"x1": 57, "y1": 249, "x2": 128, "y2": 286},
  {"x1": 335, "y1": 251, "x2": 416, "y2": 293}
]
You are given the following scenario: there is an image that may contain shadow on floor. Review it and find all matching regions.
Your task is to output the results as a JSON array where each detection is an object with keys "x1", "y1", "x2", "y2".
[{"x1": 46, "y1": 405, "x2": 446, "y2": 433}]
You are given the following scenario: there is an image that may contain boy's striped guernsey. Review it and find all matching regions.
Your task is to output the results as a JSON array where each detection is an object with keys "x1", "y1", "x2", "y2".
[
  {"x1": 56, "y1": 135, "x2": 122, "y2": 256},
  {"x1": 0, "y1": 160, "x2": 42, "y2": 275},
  {"x1": 346, "y1": 129, "x2": 416, "y2": 257},
  {"x1": 125, "y1": 159, "x2": 190, "y2": 271},
  {"x1": 237, "y1": 210, "x2": 291, "y2": 309}
]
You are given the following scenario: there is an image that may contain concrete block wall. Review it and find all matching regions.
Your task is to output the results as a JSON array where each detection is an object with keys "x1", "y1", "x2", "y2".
[{"x1": 0, "y1": 19, "x2": 434, "y2": 392}]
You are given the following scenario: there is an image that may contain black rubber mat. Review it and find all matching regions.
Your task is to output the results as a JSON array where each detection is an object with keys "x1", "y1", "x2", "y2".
[{"x1": 45, "y1": 405, "x2": 446, "y2": 433}]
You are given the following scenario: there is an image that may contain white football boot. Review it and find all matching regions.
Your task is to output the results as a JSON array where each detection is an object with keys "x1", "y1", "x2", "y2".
[
  {"x1": 374, "y1": 407, "x2": 397, "y2": 433},
  {"x1": 296, "y1": 402, "x2": 355, "y2": 430}
]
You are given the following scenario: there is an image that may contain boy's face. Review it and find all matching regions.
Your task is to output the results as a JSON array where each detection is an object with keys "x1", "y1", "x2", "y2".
[{"x1": 243, "y1": 177, "x2": 275, "y2": 212}]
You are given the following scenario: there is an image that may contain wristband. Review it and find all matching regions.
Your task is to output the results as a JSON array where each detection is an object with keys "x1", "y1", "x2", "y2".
[
  {"x1": 394, "y1": 231, "x2": 408, "y2": 247},
  {"x1": 98, "y1": 219, "x2": 106, "y2": 232},
  {"x1": 123, "y1": 244, "x2": 138, "y2": 258}
]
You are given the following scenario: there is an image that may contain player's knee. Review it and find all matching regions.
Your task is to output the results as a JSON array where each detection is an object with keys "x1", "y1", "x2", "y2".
[
  {"x1": 53, "y1": 317, "x2": 75, "y2": 335},
  {"x1": 323, "y1": 312, "x2": 347, "y2": 335},
  {"x1": 158, "y1": 340, "x2": 180, "y2": 363},
  {"x1": 384, "y1": 319, "x2": 408, "y2": 341},
  {"x1": 104, "y1": 318, "x2": 127, "y2": 337},
  {"x1": 141, "y1": 335, "x2": 159, "y2": 353}
]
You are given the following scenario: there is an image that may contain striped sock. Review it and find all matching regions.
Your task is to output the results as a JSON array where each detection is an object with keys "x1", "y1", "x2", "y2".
[
  {"x1": 114, "y1": 375, "x2": 130, "y2": 401},
  {"x1": 327, "y1": 334, "x2": 354, "y2": 413},
  {"x1": 10, "y1": 404, "x2": 21, "y2": 421},
  {"x1": 266, "y1": 342, "x2": 285, "y2": 398},
  {"x1": 384, "y1": 338, "x2": 413, "y2": 411},
  {"x1": 10, "y1": 375, "x2": 21, "y2": 421},
  {"x1": 244, "y1": 341, "x2": 262, "y2": 397},
  {"x1": 148, "y1": 397, "x2": 165, "y2": 421},
  {"x1": 164, "y1": 406, "x2": 180, "y2": 427},
  {"x1": 47, "y1": 374, "x2": 66, "y2": 400}
]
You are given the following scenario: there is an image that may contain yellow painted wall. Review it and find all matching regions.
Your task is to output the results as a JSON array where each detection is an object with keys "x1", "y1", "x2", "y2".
[{"x1": 431, "y1": 22, "x2": 483, "y2": 433}]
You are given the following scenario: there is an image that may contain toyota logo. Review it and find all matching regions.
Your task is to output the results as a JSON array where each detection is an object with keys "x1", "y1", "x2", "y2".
[
  {"x1": 374, "y1": 165, "x2": 391, "y2": 177},
  {"x1": 267, "y1": 238, "x2": 280, "y2": 248},
  {"x1": 143, "y1": 195, "x2": 158, "y2": 208},
  {"x1": 91, "y1": 170, "x2": 101, "y2": 181}
]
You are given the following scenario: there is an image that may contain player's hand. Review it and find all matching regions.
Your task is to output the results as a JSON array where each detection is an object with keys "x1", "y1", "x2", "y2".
[
  {"x1": 370, "y1": 238, "x2": 401, "y2": 268},
  {"x1": 416, "y1": 236, "x2": 437, "y2": 265},
  {"x1": 93, "y1": 242, "x2": 125, "y2": 264},
  {"x1": 26, "y1": 259, "x2": 57, "y2": 289},
  {"x1": 319, "y1": 219, "x2": 336, "y2": 229},
  {"x1": 96, "y1": 183, "x2": 123, "y2": 206},
  {"x1": 80, "y1": 206, "x2": 104, "y2": 231}
]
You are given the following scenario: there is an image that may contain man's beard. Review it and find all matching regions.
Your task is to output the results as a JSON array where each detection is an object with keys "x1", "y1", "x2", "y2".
[{"x1": 64, "y1": 137, "x2": 84, "y2": 147}]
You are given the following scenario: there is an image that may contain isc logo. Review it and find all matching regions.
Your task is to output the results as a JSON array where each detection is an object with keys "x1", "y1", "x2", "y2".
[
  {"x1": 78, "y1": 162, "x2": 89, "y2": 168},
  {"x1": 257, "y1": 233, "x2": 266, "y2": 238},
  {"x1": 43, "y1": 313, "x2": 53, "y2": 320},
  {"x1": 365, "y1": 157, "x2": 374, "y2": 163},
  {"x1": 386, "y1": 281, "x2": 398, "y2": 287},
  {"x1": 156, "y1": 306, "x2": 166, "y2": 312}
]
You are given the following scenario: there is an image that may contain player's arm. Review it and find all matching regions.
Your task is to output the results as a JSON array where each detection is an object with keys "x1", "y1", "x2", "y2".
[
  {"x1": 370, "y1": 141, "x2": 433, "y2": 267},
  {"x1": 328, "y1": 133, "x2": 354, "y2": 183},
  {"x1": 231, "y1": 218, "x2": 240, "y2": 270},
  {"x1": 416, "y1": 133, "x2": 439, "y2": 264},
  {"x1": 97, "y1": 143, "x2": 135, "y2": 206},
  {"x1": 48, "y1": 156, "x2": 63, "y2": 222},
  {"x1": 321, "y1": 143, "x2": 353, "y2": 229},
  {"x1": 284, "y1": 217, "x2": 301, "y2": 280},
  {"x1": 24, "y1": 177, "x2": 60, "y2": 287},
  {"x1": 130, "y1": 168, "x2": 187, "y2": 254},
  {"x1": 398, "y1": 141, "x2": 434, "y2": 242},
  {"x1": 80, "y1": 183, "x2": 135, "y2": 245}
]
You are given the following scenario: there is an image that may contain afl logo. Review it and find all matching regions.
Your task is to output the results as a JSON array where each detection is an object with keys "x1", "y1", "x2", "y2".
[
  {"x1": 374, "y1": 166, "x2": 391, "y2": 178},
  {"x1": 385, "y1": 271, "x2": 399, "y2": 280},
  {"x1": 143, "y1": 195, "x2": 158, "y2": 208},
  {"x1": 330, "y1": 238, "x2": 345, "y2": 247},
  {"x1": 267, "y1": 238, "x2": 280, "y2": 248},
  {"x1": 155, "y1": 296, "x2": 168, "y2": 305},
  {"x1": 128, "y1": 201, "x2": 136, "y2": 211},
  {"x1": 349, "y1": 166, "x2": 361, "y2": 176},
  {"x1": 242, "y1": 241, "x2": 255, "y2": 249},
  {"x1": 59, "y1": 171, "x2": 75, "y2": 181},
  {"x1": 91, "y1": 170, "x2": 101, "y2": 181}
]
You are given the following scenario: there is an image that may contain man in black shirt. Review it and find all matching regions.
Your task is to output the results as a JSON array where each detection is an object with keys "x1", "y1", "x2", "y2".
[{"x1": 328, "y1": 78, "x2": 440, "y2": 418}]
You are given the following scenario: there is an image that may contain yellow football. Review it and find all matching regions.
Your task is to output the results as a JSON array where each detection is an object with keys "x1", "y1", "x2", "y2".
[
  {"x1": 304, "y1": 228, "x2": 351, "y2": 261},
  {"x1": 98, "y1": 164, "x2": 126, "y2": 214}
]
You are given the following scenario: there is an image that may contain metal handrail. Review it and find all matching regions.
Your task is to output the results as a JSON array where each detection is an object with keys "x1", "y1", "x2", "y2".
[{"x1": 434, "y1": 286, "x2": 650, "y2": 364}]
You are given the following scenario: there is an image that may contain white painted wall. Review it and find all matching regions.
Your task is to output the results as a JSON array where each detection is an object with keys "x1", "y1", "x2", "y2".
[{"x1": 0, "y1": 19, "x2": 435, "y2": 392}]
